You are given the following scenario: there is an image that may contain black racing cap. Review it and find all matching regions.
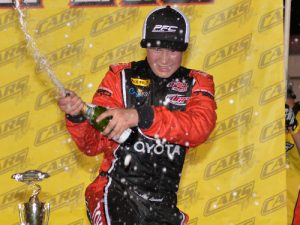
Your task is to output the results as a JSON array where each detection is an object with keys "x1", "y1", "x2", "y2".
[{"x1": 140, "y1": 6, "x2": 190, "y2": 52}]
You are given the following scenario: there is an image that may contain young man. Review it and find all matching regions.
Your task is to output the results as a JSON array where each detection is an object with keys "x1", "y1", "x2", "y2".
[{"x1": 58, "y1": 6, "x2": 216, "y2": 225}]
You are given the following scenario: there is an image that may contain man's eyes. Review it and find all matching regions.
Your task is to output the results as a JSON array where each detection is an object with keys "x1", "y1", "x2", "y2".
[{"x1": 152, "y1": 48, "x2": 176, "y2": 53}]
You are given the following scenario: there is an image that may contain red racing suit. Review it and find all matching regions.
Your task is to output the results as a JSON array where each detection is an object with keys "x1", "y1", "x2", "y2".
[{"x1": 65, "y1": 60, "x2": 217, "y2": 225}]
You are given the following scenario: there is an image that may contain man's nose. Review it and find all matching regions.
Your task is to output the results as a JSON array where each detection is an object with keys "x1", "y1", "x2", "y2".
[{"x1": 160, "y1": 50, "x2": 169, "y2": 64}]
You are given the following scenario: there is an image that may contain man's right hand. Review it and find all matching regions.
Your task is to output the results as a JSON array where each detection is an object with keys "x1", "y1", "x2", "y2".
[{"x1": 57, "y1": 90, "x2": 84, "y2": 116}]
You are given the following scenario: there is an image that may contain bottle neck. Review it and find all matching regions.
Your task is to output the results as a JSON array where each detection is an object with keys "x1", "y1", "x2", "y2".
[{"x1": 81, "y1": 103, "x2": 95, "y2": 119}]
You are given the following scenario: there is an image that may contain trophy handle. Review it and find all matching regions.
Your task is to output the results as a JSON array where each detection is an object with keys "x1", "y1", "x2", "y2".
[
  {"x1": 43, "y1": 202, "x2": 50, "y2": 225},
  {"x1": 18, "y1": 203, "x2": 26, "y2": 225}
]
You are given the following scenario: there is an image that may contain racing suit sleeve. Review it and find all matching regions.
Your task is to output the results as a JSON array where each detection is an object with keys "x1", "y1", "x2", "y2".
[
  {"x1": 65, "y1": 65, "x2": 126, "y2": 156},
  {"x1": 138, "y1": 72, "x2": 217, "y2": 147}
]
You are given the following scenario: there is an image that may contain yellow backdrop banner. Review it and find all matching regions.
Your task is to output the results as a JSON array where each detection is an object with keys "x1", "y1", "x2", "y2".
[{"x1": 0, "y1": 0, "x2": 284, "y2": 224}]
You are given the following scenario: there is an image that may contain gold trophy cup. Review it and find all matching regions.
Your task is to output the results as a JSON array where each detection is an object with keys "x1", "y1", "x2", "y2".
[{"x1": 12, "y1": 170, "x2": 50, "y2": 225}]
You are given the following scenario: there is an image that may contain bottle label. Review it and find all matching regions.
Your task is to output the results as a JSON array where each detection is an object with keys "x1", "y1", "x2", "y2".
[
  {"x1": 85, "y1": 103, "x2": 96, "y2": 121},
  {"x1": 114, "y1": 128, "x2": 132, "y2": 144}
]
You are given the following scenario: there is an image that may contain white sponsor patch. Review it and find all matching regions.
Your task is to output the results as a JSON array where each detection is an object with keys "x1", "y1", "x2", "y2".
[
  {"x1": 133, "y1": 141, "x2": 181, "y2": 160},
  {"x1": 165, "y1": 94, "x2": 190, "y2": 106},
  {"x1": 152, "y1": 25, "x2": 178, "y2": 33}
]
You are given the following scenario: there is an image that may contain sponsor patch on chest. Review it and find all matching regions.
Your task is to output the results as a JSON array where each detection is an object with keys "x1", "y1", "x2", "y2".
[
  {"x1": 165, "y1": 94, "x2": 190, "y2": 106},
  {"x1": 166, "y1": 80, "x2": 189, "y2": 92}
]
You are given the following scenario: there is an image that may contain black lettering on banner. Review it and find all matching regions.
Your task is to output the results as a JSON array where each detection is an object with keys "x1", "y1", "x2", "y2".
[
  {"x1": 261, "y1": 191, "x2": 286, "y2": 216},
  {"x1": 260, "y1": 154, "x2": 285, "y2": 179},
  {"x1": 0, "y1": 0, "x2": 41, "y2": 7},
  {"x1": 202, "y1": 0, "x2": 251, "y2": 33},
  {"x1": 258, "y1": 8, "x2": 283, "y2": 32},
  {"x1": 90, "y1": 8, "x2": 138, "y2": 36},
  {"x1": 215, "y1": 71, "x2": 252, "y2": 101},
  {"x1": 203, "y1": 34, "x2": 252, "y2": 70},
  {"x1": 204, "y1": 145, "x2": 254, "y2": 179},
  {"x1": 35, "y1": 75, "x2": 84, "y2": 110},
  {"x1": 177, "y1": 182, "x2": 197, "y2": 204},
  {"x1": 91, "y1": 38, "x2": 138, "y2": 73},
  {"x1": 70, "y1": 0, "x2": 114, "y2": 6},
  {"x1": 0, "y1": 76, "x2": 29, "y2": 103},
  {"x1": 258, "y1": 44, "x2": 283, "y2": 68},
  {"x1": 36, "y1": 8, "x2": 83, "y2": 36},
  {"x1": 260, "y1": 118, "x2": 284, "y2": 143},
  {"x1": 0, "y1": 10, "x2": 20, "y2": 30},
  {"x1": 0, "y1": 185, "x2": 27, "y2": 210},
  {"x1": 259, "y1": 80, "x2": 284, "y2": 105},
  {"x1": 0, "y1": 41, "x2": 26, "y2": 67},
  {"x1": 204, "y1": 181, "x2": 254, "y2": 216},
  {"x1": 35, "y1": 39, "x2": 84, "y2": 73},
  {"x1": 46, "y1": 184, "x2": 83, "y2": 211},
  {"x1": 34, "y1": 120, "x2": 68, "y2": 146},
  {"x1": 38, "y1": 151, "x2": 80, "y2": 176},
  {"x1": 0, "y1": 148, "x2": 28, "y2": 175},
  {"x1": 0, "y1": 112, "x2": 29, "y2": 139},
  {"x1": 208, "y1": 107, "x2": 253, "y2": 141}
]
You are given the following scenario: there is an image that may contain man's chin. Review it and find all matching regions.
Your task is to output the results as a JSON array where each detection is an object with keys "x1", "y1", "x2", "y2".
[
  {"x1": 155, "y1": 72, "x2": 172, "y2": 78},
  {"x1": 154, "y1": 69, "x2": 174, "y2": 78}
]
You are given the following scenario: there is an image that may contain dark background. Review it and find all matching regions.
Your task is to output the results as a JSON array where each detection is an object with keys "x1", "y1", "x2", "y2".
[
  {"x1": 290, "y1": 0, "x2": 300, "y2": 35},
  {"x1": 287, "y1": 0, "x2": 300, "y2": 54}
]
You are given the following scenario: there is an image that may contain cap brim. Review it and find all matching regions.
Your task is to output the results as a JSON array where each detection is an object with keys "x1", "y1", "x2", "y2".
[{"x1": 140, "y1": 39, "x2": 188, "y2": 52}]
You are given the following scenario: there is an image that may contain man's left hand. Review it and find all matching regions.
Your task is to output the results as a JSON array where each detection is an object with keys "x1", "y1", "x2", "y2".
[{"x1": 96, "y1": 108, "x2": 138, "y2": 140}]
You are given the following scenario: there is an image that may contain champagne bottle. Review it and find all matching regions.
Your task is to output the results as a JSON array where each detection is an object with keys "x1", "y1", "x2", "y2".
[{"x1": 81, "y1": 103, "x2": 132, "y2": 144}]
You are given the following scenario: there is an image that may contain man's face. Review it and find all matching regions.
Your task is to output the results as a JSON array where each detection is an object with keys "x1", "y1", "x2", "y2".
[{"x1": 146, "y1": 48, "x2": 183, "y2": 78}]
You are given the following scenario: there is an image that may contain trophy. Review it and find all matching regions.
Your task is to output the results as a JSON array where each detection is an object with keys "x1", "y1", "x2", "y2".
[{"x1": 11, "y1": 170, "x2": 50, "y2": 225}]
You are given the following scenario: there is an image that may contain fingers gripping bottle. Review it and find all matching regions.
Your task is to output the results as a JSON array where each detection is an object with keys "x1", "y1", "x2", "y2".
[{"x1": 81, "y1": 103, "x2": 132, "y2": 144}]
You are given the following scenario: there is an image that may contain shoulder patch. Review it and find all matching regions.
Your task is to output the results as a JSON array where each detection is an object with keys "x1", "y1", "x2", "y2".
[
  {"x1": 193, "y1": 89, "x2": 215, "y2": 99},
  {"x1": 189, "y1": 70, "x2": 213, "y2": 80},
  {"x1": 109, "y1": 63, "x2": 132, "y2": 74}
]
